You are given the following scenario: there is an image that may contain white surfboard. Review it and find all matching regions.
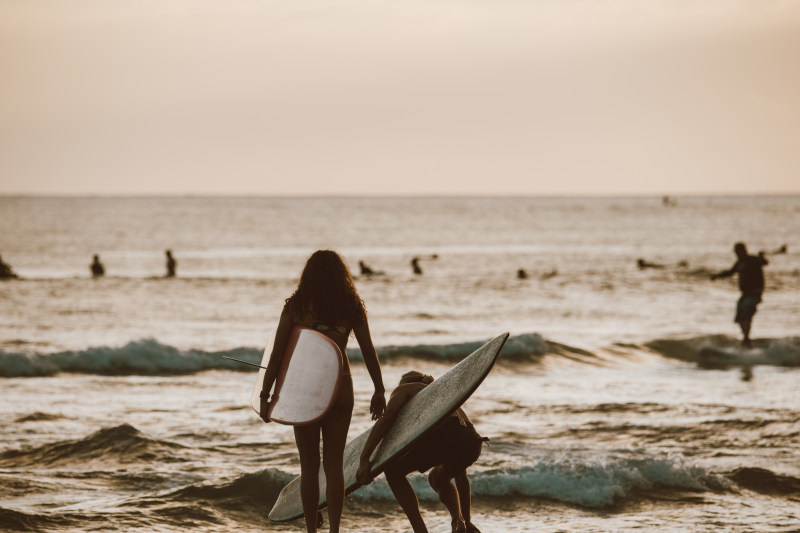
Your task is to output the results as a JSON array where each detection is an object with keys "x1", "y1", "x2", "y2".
[
  {"x1": 251, "y1": 326, "x2": 343, "y2": 425},
  {"x1": 268, "y1": 332, "x2": 509, "y2": 522}
]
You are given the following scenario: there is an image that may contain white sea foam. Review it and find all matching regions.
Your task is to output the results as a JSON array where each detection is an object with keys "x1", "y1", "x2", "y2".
[{"x1": 351, "y1": 453, "x2": 728, "y2": 508}]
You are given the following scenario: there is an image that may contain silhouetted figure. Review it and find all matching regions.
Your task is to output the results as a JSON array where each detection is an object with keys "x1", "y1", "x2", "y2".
[
  {"x1": 0, "y1": 255, "x2": 18, "y2": 279},
  {"x1": 359, "y1": 261, "x2": 375, "y2": 275},
  {"x1": 711, "y1": 242, "x2": 768, "y2": 348},
  {"x1": 411, "y1": 257, "x2": 423, "y2": 275},
  {"x1": 358, "y1": 371, "x2": 486, "y2": 533},
  {"x1": 637, "y1": 258, "x2": 665, "y2": 270},
  {"x1": 165, "y1": 250, "x2": 177, "y2": 278},
  {"x1": 517, "y1": 269, "x2": 528, "y2": 280},
  {"x1": 90, "y1": 254, "x2": 105, "y2": 277},
  {"x1": 359, "y1": 260, "x2": 384, "y2": 277},
  {"x1": 662, "y1": 195, "x2": 676, "y2": 207},
  {"x1": 259, "y1": 250, "x2": 385, "y2": 533}
]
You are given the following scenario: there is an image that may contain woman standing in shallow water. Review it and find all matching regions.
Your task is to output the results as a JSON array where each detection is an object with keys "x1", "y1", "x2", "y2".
[{"x1": 260, "y1": 250, "x2": 386, "y2": 533}]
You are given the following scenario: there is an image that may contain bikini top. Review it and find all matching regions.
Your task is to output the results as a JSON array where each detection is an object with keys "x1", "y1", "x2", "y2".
[{"x1": 311, "y1": 323, "x2": 349, "y2": 335}]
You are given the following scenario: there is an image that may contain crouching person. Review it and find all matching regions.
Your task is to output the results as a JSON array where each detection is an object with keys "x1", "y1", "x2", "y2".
[{"x1": 357, "y1": 371, "x2": 486, "y2": 533}]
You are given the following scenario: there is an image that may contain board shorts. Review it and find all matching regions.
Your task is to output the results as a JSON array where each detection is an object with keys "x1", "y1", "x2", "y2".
[
  {"x1": 389, "y1": 416, "x2": 485, "y2": 478},
  {"x1": 735, "y1": 294, "x2": 761, "y2": 324}
]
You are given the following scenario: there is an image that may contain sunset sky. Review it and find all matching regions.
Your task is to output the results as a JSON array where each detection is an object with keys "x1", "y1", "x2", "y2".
[{"x1": 1, "y1": 0, "x2": 799, "y2": 196}]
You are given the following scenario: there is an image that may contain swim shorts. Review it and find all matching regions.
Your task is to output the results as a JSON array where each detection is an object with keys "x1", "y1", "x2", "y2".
[
  {"x1": 390, "y1": 416, "x2": 485, "y2": 477},
  {"x1": 735, "y1": 294, "x2": 761, "y2": 324}
]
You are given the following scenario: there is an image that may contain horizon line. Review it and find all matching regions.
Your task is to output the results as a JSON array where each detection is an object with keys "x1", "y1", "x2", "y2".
[{"x1": 2, "y1": 191, "x2": 800, "y2": 199}]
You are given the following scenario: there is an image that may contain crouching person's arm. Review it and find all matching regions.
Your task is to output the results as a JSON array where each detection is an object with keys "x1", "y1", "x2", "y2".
[{"x1": 356, "y1": 386, "x2": 416, "y2": 484}]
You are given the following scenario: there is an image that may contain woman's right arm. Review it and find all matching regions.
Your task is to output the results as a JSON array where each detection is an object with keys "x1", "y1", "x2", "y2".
[
  {"x1": 353, "y1": 315, "x2": 385, "y2": 420},
  {"x1": 259, "y1": 306, "x2": 294, "y2": 420}
]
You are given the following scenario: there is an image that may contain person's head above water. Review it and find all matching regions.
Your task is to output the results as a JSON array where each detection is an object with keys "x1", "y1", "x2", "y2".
[
  {"x1": 734, "y1": 242, "x2": 747, "y2": 258},
  {"x1": 288, "y1": 249, "x2": 364, "y2": 323},
  {"x1": 399, "y1": 370, "x2": 434, "y2": 386}
]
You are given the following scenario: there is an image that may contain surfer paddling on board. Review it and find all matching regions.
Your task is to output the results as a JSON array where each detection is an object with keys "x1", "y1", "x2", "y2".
[
  {"x1": 259, "y1": 250, "x2": 386, "y2": 533},
  {"x1": 711, "y1": 242, "x2": 768, "y2": 348},
  {"x1": 357, "y1": 371, "x2": 486, "y2": 533}
]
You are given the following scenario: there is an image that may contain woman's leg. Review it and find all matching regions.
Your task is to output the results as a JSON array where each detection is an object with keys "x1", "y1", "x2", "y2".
[
  {"x1": 294, "y1": 423, "x2": 322, "y2": 533},
  {"x1": 321, "y1": 376, "x2": 354, "y2": 533}
]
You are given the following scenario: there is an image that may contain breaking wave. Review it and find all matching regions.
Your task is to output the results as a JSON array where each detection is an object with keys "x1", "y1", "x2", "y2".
[
  {"x1": 5, "y1": 333, "x2": 796, "y2": 378},
  {"x1": 646, "y1": 335, "x2": 800, "y2": 367},
  {"x1": 0, "y1": 340, "x2": 262, "y2": 377},
  {"x1": 111, "y1": 462, "x2": 800, "y2": 514},
  {"x1": 0, "y1": 334, "x2": 591, "y2": 378},
  {"x1": 352, "y1": 453, "x2": 730, "y2": 508}
]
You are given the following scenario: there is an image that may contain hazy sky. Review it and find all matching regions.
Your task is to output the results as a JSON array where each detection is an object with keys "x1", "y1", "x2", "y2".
[{"x1": 1, "y1": 0, "x2": 799, "y2": 196}]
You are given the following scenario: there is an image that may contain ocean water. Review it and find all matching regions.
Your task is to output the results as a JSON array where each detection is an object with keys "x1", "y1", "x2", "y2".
[{"x1": 1, "y1": 195, "x2": 799, "y2": 532}]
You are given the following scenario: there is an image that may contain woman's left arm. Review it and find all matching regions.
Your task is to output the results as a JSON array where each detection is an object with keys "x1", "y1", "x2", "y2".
[{"x1": 259, "y1": 306, "x2": 294, "y2": 421}]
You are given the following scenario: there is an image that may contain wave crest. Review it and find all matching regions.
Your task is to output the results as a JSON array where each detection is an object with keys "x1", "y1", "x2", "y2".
[
  {"x1": 0, "y1": 340, "x2": 262, "y2": 377},
  {"x1": 0, "y1": 334, "x2": 586, "y2": 378},
  {"x1": 0, "y1": 424, "x2": 185, "y2": 467},
  {"x1": 728, "y1": 467, "x2": 800, "y2": 495},
  {"x1": 166, "y1": 468, "x2": 295, "y2": 509},
  {"x1": 646, "y1": 335, "x2": 800, "y2": 367},
  {"x1": 353, "y1": 453, "x2": 728, "y2": 508}
]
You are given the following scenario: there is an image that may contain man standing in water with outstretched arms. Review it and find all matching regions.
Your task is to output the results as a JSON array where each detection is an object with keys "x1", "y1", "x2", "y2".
[
  {"x1": 711, "y1": 241, "x2": 768, "y2": 348},
  {"x1": 357, "y1": 371, "x2": 486, "y2": 533}
]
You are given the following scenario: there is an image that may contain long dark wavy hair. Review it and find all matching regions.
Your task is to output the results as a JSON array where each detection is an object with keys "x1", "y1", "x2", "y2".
[{"x1": 285, "y1": 250, "x2": 365, "y2": 326}]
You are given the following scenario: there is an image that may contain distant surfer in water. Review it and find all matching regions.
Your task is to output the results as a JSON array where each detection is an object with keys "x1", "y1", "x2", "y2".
[
  {"x1": 165, "y1": 249, "x2": 176, "y2": 278},
  {"x1": 411, "y1": 257, "x2": 423, "y2": 275},
  {"x1": 359, "y1": 260, "x2": 384, "y2": 277},
  {"x1": 711, "y1": 242, "x2": 768, "y2": 348},
  {"x1": 357, "y1": 371, "x2": 486, "y2": 533},
  {"x1": 359, "y1": 260, "x2": 375, "y2": 275},
  {"x1": 259, "y1": 250, "x2": 386, "y2": 533},
  {"x1": 637, "y1": 258, "x2": 665, "y2": 270},
  {"x1": 90, "y1": 254, "x2": 105, "y2": 277}
]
